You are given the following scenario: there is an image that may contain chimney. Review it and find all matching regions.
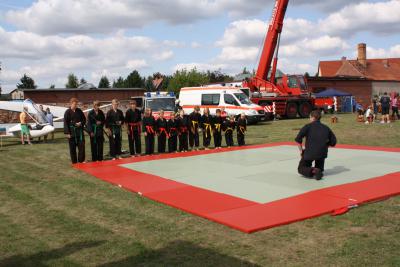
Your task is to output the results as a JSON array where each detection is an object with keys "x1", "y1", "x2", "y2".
[
  {"x1": 357, "y1": 43, "x2": 367, "y2": 68},
  {"x1": 341, "y1": 56, "x2": 347, "y2": 61},
  {"x1": 383, "y1": 59, "x2": 389, "y2": 68}
]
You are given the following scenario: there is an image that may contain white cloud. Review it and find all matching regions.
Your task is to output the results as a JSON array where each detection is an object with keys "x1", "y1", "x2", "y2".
[
  {"x1": 126, "y1": 59, "x2": 148, "y2": 70},
  {"x1": 153, "y1": 50, "x2": 174, "y2": 61},
  {"x1": 362, "y1": 45, "x2": 400, "y2": 59},
  {"x1": 5, "y1": 0, "x2": 362, "y2": 35},
  {"x1": 191, "y1": 42, "x2": 202, "y2": 49}
]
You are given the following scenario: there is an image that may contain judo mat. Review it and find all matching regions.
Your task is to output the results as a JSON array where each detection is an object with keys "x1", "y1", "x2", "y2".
[{"x1": 75, "y1": 142, "x2": 400, "y2": 233}]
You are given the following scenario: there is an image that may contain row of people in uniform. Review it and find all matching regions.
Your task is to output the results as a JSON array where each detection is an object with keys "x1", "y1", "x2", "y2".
[{"x1": 64, "y1": 98, "x2": 247, "y2": 164}]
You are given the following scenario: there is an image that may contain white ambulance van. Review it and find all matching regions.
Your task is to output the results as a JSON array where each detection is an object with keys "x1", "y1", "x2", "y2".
[{"x1": 179, "y1": 86, "x2": 266, "y2": 123}]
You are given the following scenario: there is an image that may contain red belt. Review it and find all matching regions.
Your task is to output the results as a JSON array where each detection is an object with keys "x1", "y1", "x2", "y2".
[
  {"x1": 180, "y1": 126, "x2": 188, "y2": 134},
  {"x1": 158, "y1": 127, "x2": 169, "y2": 138},
  {"x1": 128, "y1": 122, "x2": 141, "y2": 138},
  {"x1": 146, "y1": 125, "x2": 155, "y2": 134},
  {"x1": 169, "y1": 127, "x2": 177, "y2": 136}
]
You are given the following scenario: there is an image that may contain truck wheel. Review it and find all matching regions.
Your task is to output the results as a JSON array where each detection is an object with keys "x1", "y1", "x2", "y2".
[
  {"x1": 298, "y1": 102, "x2": 312, "y2": 118},
  {"x1": 286, "y1": 102, "x2": 298, "y2": 119}
]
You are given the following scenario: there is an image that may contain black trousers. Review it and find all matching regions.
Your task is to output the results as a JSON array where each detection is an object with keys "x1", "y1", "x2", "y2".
[
  {"x1": 158, "y1": 133, "x2": 167, "y2": 153},
  {"x1": 128, "y1": 130, "x2": 141, "y2": 155},
  {"x1": 109, "y1": 133, "x2": 122, "y2": 158},
  {"x1": 237, "y1": 132, "x2": 245, "y2": 146},
  {"x1": 68, "y1": 137, "x2": 85, "y2": 164},
  {"x1": 225, "y1": 132, "x2": 234, "y2": 147},
  {"x1": 90, "y1": 136, "x2": 104, "y2": 161},
  {"x1": 189, "y1": 130, "x2": 200, "y2": 148},
  {"x1": 168, "y1": 135, "x2": 178, "y2": 153},
  {"x1": 203, "y1": 131, "x2": 212, "y2": 148},
  {"x1": 213, "y1": 132, "x2": 222, "y2": 148},
  {"x1": 179, "y1": 132, "x2": 189, "y2": 151},
  {"x1": 392, "y1": 107, "x2": 399, "y2": 118},
  {"x1": 145, "y1": 134, "x2": 155, "y2": 155},
  {"x1": 298, "y1": 158, "x2": 325, "y2": 178}
]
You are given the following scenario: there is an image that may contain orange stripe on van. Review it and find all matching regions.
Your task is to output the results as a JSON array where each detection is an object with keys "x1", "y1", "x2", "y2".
[
  {"x1": 181, "y1": 105, "x2": 261, "y2": 111},
  {"x1": 180, "y1": 87, "x2": 242, "y2": 91}
]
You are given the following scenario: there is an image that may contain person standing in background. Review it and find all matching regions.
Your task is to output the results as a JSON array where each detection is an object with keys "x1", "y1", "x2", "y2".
[
  {"x1": 391, "y1": 94, "x2": 399, "y2": 120},
  {"x1": 46, "y1": 107, "x2": 54, "y2": 141},
  {"x1": 20, "y1": 107, "x2": 32, "y2": 145},
  {"x1": 87, "y1": 101, "x2": 105, "y2": 162}
]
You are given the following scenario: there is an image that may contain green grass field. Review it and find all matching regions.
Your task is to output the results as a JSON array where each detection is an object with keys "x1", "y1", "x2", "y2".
[{"x1": 1, "y1": 114, "x2": 399, "y2": 267}]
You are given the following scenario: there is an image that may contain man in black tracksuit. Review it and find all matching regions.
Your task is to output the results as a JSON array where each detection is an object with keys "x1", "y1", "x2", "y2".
[
  {"x1": 106, "y1": 99, "x2": 124, "y2": 159},
  {"x1": 64, "y1": 98, "x2": 86, "y2": 164},
  {"x1": 125, "y1": 100, "x2": 142, "y2": 156},
  {"x1": 87, "y1": 101, "x2": 105, "y2": 161},
  {"x1": 295, "y1": 110, "x2": 337, "y2": 180},
  {"x1": 142, "y1": 108, "x2": 156, "y2": 155}
]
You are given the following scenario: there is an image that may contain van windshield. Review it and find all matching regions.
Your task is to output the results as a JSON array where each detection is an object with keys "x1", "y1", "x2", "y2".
[
  {"x1": 146, "y1": 98, "x2": 175, "y2": 111},
  {"x1": 234, "y1": 93, "x2": 252, "y2": 105}
]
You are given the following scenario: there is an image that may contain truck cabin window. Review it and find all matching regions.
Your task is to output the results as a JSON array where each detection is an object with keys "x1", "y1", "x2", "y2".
[
  {"x1": 201, "y1": 94, "x2": 220, "y2": 106},
  {"x1": 234, "y1": 93, "x2": 252, "y2": 105},
  {"x1": 288, "y1": 76, "x2": 299, "y2": 89},
  {"x1": 224, "y1": 94, "x2": 240, "y2": 106},
  {"x1": 146, "y1": 98, "x2": 175, "y2": 111}
]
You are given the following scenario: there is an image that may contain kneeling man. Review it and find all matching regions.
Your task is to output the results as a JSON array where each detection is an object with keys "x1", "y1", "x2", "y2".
[{"x1": 295, "y1": 110, "x2": 337, "y2": 180}]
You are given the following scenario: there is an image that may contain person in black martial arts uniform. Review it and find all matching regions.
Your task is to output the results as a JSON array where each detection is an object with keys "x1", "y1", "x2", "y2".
[
  {"x1": 295, "y1": 110, "x2": 337, "y2": 180},
  {"x1": 142, "y1": 108, "x2": 156, "y2": 155},
  {"x1": 213, "y1": 109, "x2": 224, "y2": 149},
  {"x1": 223, "y1": 115, "x2": 236, "y2": 147},
  {"x1": 87, "y1": 100, "x2": 105, "y2": 162},
  {"x1": 189, "y1": 106, "x2": 201, "y2": 151},
  {"x1": 105, "y1": 99, "x2": 124, "y2": 160},
  {"x1": 201, "y1": 107, "x2": 213, "y2": 150},
  {"x1": 64, "y1": 98, "x2": 86, "y2": 163},
  {"x1": 236, "y1": 113, "x2": 247, "y2": 146},
  {"x1": 167, "y1": 112, "x2": 179, "y2": 153},
  {"x1": 156, "y1": 110, "x2": 168, "y2": 153},
  {"x1": 177, "y1": 109, "x2": 190, "y2": 152},
  {"x1": 125, "y1": 100, "x2": 142, "y2": 156}
]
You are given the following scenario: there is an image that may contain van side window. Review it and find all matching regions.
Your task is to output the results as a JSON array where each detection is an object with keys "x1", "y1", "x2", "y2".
[
  {"x1": 201, "y1": 94, "x2": 220, "y2": 106},
  {"x1": 224, "y1": 94, "x2": 239, "y2": 106}
]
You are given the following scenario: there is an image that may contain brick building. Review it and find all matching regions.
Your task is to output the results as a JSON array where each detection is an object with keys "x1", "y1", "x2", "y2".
[
  {"x1": 23, "y1": 88, "x2": 146, "y2": 106},
  {"x1": 308, "y1": 43, "x2": 400, "y2": 107}
]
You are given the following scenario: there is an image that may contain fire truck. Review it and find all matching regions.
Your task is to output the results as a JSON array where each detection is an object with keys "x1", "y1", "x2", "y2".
[
  {"x1": 132, "y1": 92, "x2": 176, "y2": 120},
  {"x1": 242, "y1": 0, "x2": 314, "y2": 119}
]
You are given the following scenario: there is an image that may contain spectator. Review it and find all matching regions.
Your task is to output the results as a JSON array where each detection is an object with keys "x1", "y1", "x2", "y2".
[
  {"x1": 46, "y1": 108, "x2": 54, "y2": 140},
  {"x1": 20, "y1": 107, "x2": 32, "y2": 145},
  {"x1": 391, "y1": 94, "x2": 399, "y2": 120},
  {"x1": 380, "y1": 92, "x2": 391, "y2": 123}
]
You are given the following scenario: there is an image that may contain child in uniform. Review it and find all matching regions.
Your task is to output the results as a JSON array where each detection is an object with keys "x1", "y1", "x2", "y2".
[
  {"x1": 213, "y1": 109, "x2": 224, "y2": 149},
  {"x1": 87, "y1": 101, "x2": 105, "y2": 161},
  {"x1": 105, "y1": 99, "x2": 124, "y2": 159},
  {"x1": 224, "y1": 115, "x2": 236, "y2": 147},
  {"x1": 167, "y1": 112, "x2": 179, "y2": 153},
  {"x1": 142, "y1": 108, "x2": 156, "y2": 155},
  {"x1": 237, "y1": 113, "x2": 247, "y2": 146},
  {"x1": 125, "y1": 100, "x2": 142, "y2": 156},
  {"x1": 177, "y1": 109, "x2": 190, "y2": 152},
  {"x1": 201, "y1": 108, "x2": 213, "y2": 150},
  {"x1": 156, "y1": 110, "x2": 168, "y2": 153},
  {"x1": 189, "y1": 106, "x2": 201, "y2": 151}
]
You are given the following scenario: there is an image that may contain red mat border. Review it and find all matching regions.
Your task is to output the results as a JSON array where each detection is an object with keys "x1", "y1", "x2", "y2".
[{"x1": 74, "y1": 143, "x2": 400, "y2": 233}]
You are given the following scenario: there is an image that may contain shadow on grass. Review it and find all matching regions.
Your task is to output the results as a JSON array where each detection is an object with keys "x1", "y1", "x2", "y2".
[
  {"x1": 0, "y1": 240, "x2": 105, "y2": 267},
  {"x1": 100, "y1": 240, "x2": 260, "y2": 267}
]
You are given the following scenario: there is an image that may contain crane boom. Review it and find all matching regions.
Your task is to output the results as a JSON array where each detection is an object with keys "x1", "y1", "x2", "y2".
[{"x1": 256, "y1": 0, "x2": 288, "y2": 82}]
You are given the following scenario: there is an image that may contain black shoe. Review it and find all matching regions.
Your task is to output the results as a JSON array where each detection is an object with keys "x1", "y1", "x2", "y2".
[{"x1": 313, "y1": 168, "x2": 323, "y2": 180}]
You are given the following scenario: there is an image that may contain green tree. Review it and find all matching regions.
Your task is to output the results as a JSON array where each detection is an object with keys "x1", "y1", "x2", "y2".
[
  {"x1": 125, "y1": 70, "x2": 145, "y2": 88},
  {"x1": 98, "y1": 76, "x2": 110, "y2": 88},
  {"x1": 49, "y1": 84, "x2": 55, "y2": 89},
  {"x1": 17, "y1": 74, "x2": 37, "y2": 89},
  {"x1": 168, "y1": 68, "x2": 209, "y2": 95},
  {"x1": 207, "y1": 70, "x2": 234, "y2": 83},
  {"x1": 304, "y1": 72, "x2": 310, "y2": 78},
  {"x1": 113, "y1": 77, "x2": 125, "y2": 88},
  {"x1": 66, "y1": 73, "x2": 79, "y2": 88},
  {"x1": 242, "y1": 67, "x2": 250, "y2": 74}
]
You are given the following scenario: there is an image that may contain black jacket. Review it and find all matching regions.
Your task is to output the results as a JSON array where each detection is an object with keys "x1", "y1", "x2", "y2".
[
  {"x1": 87, "y1": 109, "x2": 105, "y2": 137},
  {"x1": 64, "y1": 108, "x2": 86, "y2": 137},
  {"x1": 295, "y1": 120, "x2": 337, "y2": 160}
]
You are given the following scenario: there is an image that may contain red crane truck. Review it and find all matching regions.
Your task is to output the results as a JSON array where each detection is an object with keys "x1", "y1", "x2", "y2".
[{"x1": 243, "y1": 0, "x2": 314, "y2": 119}]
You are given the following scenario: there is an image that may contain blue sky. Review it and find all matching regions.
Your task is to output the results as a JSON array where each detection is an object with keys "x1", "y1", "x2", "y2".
[{"x1": 1, "y1": 0, "x2": 399, "y2": 92}]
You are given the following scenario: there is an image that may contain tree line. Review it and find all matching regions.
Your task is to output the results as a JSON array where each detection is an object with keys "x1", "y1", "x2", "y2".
[{"x1": 15, "y1": 68, "x2": 248, "y2": 94}]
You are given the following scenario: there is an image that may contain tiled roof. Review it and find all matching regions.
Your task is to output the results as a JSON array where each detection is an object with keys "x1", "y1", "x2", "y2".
[{"x1": 319, "y1": 58, "x2": 400, "y2": 81}]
